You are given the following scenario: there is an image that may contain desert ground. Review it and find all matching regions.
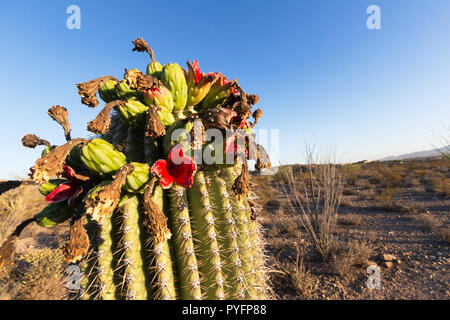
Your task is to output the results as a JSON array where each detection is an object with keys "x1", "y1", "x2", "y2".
[{"x1": 0, "y1": 157, "x2": 448, "y2": 300}]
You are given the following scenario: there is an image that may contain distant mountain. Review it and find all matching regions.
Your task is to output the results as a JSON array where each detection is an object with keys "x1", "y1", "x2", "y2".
[{"x1": 380, "y1": 146, "x2": 449, "y2": 161}]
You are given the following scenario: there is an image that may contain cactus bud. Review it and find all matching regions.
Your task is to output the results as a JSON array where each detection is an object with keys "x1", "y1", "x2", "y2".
[
  {"x1": 99, "y1": 80, "x2": 119, "y2": 103},
  {"x1": 39, "y1": 179, "x2": 66, "y2": 196},
  {"x1": 80, "y1": 138, "x2": 126, "y2": 177},
  {"x1": 35, "y1": 202, "x2": 74, "y2": 227},
  {"x1": 117, "y1": 99, "x2": 149, "y2": 129},
  {"x1": 115, "y1": 80, "x2": 143, "y2": 101},
  {"x1": 48, "y1": 105, "x2": 71, "y2": 141},
  {"x1": 147, "y1": 61, "x2": 163, "y2": 79},
  {"x1": 186, "y1": 60, "x2": 218, "y2": 107},
  {"x1": 200, "y1": 73, "x2": 234, "y2": 110},
  {"x1": 124, "y1": 162, "x2": 150, "y2": 193},
  {"x1": 143, "y1": 85, "x2": 174, "y2": 114},
  {"x1": 161, "y1": 63, "x2": 188, "y2": 114}
]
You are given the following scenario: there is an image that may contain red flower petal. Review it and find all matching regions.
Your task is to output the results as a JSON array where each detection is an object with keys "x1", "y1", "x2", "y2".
[
  {"x1": 45, "y1": 181, "x2": 78, "y2": 204},
  {"x1": 62, "y1": 165, "x2": 76, "y2": 180},
  {"x1": 151, "y1": 159, "x2": 174, "y2": 189},
  {"x1": 190, "y1": 60, "x2": 202, "y2": 85},
  {"x1": 167, "y1": 144, "x2": 197, "y2": 189}
]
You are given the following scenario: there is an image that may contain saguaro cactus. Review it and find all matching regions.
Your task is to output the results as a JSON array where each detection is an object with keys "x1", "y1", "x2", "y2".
[{"x1": 0, "y1": 38, "x2": 272, "y2": 300}]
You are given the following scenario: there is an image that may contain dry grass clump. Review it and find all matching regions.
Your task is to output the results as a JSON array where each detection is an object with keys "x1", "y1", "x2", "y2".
[
  {"x1": 328, "y1": 240, "x2": 372, "y2": 281},
  {"x1": 430, "y1": 176, "x2": 450, "y2": 198},
  {"x1": 0, "y1": 248, "x2": 67, "y2": 300},
  {"x1": 338, "y1": 213, "x2": 362, "y2": 226},
  {"x1": 396, "y1": 200, "x2": 427, "y2": 215},
  {"x1": 358, "y1": 188, "x2": 375, "y2": 200},
  {"x1": 269, "y1": 244, "x2": 314, "y2": 298},
  {"x1": 417, "y1": 214, "x2": 443, "y2": 232},
  {"x1": 437, "y1": 227, "x2": 450, "y2": 244},
  {"x1": 375, "y1": 186, "x2": 398, "y2": 209},
  {"x1": 415, "y1": 214, "x2": 449, "y2": 245}
]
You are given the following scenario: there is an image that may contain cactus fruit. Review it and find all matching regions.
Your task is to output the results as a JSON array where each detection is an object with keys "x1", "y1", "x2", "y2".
[{"x1": 12, "y1": 37, "x2": 271, "y2": 300}]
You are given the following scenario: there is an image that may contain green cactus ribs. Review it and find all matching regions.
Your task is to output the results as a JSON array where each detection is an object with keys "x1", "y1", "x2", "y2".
[{"x1": 8, "y1": 36, "x2": 272, "y2": 300}]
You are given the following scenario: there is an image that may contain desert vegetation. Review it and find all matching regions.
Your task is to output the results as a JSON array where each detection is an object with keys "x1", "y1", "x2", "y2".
[{"x1": 254, "y1": 156, "x2": 449, "y2": 299}]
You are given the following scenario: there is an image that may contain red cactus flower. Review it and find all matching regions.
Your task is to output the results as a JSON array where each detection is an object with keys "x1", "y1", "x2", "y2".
[
  {"x1": 45, "y1": 166, "x2": 87, "y2": 206},
  {"x1": 220, "y1": 74, "x2": 239, "y2": 94},
  {"x1": 151, "y1": 144, "x2": 197, "y2": 189},
  {"x1": 191, "y1": 60, "x2": 202, "y2": 85}
]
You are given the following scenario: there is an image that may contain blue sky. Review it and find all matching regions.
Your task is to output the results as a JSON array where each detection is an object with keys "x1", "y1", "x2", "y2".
[{"x1": 0, "y1": 0, "x2": 449, "y2": 178}]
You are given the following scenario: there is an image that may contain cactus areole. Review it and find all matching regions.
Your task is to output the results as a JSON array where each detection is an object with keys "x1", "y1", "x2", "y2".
[{"x1": 14, "y1": 38, "x2": 272, "y2": 300}]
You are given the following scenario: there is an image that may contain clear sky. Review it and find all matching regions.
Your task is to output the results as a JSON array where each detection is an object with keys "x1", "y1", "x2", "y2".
[{"x1": 0, "y1": 0, "x2": 449, "y2": 178}]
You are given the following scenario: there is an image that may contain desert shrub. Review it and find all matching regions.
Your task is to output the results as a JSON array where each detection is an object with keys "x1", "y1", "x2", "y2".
[
  {"x1": 282, "y1": 147, "x2": 342, "y2": 260},
  {"x1": 430, "y1": 176, "x2": 450, "y2": 198},
  {"x1": 375, "y1": 186, "x2": 399, "y2": 209}
]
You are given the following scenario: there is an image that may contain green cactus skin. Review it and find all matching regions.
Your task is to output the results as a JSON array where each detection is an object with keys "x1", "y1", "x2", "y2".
[
  {"x1": 116, "y1": 195, "x2": 149, "y2": 300},
  {"x1": 161, "y1": 63, "x2": 187, "y2": 118},
  {"x1": 35, "y1": 202, "x2": 74, "y2": 227},
  {"x1": 123, "y1": 162, "x2": 150, "y2": 194},
  {"x1": 187, "y1": 171, "x2": 226, "y2": 299},
  {"x1": 166, "y1": 185, "x2": 202, "y2": 299},
  {"x1": 221, "y1": 166, "x2": 260, "y2": 299},
  {"x1": 117, "y1": 100, "x2": 148, "y2": 129},
  {"x1": 99, "y1": 80, "x2": 119, "y2": 103},
  {"x1": 203, "y1": 168, "x2": 246, "y2": 299},
  {"x1": 93, "y1": 215, "x2": 116, "y2": 300},
  {"x1": 243, "y1": 198, "x2": 269, "y2": 299},
  {"x1": 80, "y1": 138, "x2": 126, "y2": 177},
  {"x1": 38, "y1": 179, "x2": 65, "y2": 196},
  {"x1": 146, "y1": 184, "x2": 177, "y2": 299},
  {"x1": 146, "y1": 61, "x2": 163, "y2": 79},
  {"x1": 75, "y1": 147, "x2": 268, "y2": 300}
]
